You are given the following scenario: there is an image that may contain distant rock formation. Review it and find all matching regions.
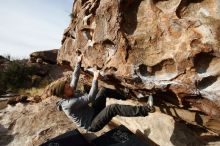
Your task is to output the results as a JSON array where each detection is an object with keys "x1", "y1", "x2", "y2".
[
  {"x1": 0, "y1": 55, "x2": 10, "y2": 70},
  {"x1": 30, "y1": 49, "x2": 58, "y2": 64}
]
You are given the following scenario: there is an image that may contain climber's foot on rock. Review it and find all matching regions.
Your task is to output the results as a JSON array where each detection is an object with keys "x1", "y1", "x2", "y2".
[
  {"x1": 146, "y1": 104, "x2": 155, "y2": 113},
  {"x1": 145, "y1": 94, "x2": 155, "y2": 113}
]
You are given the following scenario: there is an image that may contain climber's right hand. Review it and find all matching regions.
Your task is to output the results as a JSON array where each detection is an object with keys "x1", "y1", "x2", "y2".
[
  {"x1": 94, "y1": 70, "x2": 100, "y2": 80},
  {"x1": 77, "y1": 54, "x2": 83, "y2": 63}
]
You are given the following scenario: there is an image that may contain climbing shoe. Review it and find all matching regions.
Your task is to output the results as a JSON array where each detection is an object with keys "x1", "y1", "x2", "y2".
[{"x1": 146, "y1": 94, "x2": 155, "y2": 113}]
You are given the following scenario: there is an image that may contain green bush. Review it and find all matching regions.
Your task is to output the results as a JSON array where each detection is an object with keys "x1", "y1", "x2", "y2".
[{"x1": 0, "y1": 60, "x2": 36, "y2": 93}]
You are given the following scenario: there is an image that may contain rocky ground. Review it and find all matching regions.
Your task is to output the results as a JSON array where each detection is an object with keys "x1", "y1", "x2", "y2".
[{"x1": 0, "y1": 95, "x2": 220, "y2": 146}]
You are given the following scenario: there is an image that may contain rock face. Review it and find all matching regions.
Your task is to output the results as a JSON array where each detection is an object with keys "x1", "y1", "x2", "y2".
[{"x1": 58, "y1": 0, "x2": 220, "y2": 118}]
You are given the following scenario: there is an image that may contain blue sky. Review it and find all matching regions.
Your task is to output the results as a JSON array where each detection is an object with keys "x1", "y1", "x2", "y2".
[{"x1": 0, "y1": 0, "x2": 73, "y2": 59}]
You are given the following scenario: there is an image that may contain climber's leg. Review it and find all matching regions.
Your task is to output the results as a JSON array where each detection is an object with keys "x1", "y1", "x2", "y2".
[
  {"x1": 102, "y1": 88, "x2": 127, "y2": 100},
  {"x1": 92, "y1": 87, "x2": 127, "y2": 115},
  {"x1": 88, "y1": 104, "x2": 151, "y2": 132},
  {"x1": 92, "y1": 87, "x2": 108, "y2": 114}
]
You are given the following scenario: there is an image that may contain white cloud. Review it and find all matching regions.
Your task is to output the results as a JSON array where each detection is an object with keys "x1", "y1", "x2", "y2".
[{"x1": 0, "y1": 0, "x2": 73, "y2": 59}]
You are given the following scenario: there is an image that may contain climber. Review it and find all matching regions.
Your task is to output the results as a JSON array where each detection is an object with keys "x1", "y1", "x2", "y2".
[{"x1": 51, "y1": 54, "x2": 155, "y2": 132}]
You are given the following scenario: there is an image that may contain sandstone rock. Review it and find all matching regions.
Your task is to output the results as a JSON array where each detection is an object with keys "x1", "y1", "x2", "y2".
[
  {"x1": 0, "y1": 98, "x2": 8, "y2": 110},
  {"x1": 0, "y1": 97, "x2": 75, "y2": 146},
  {"x1": 58, "y1": 0, "x2": 220, "y2": 120},
  {"x1": 27, "y1": 95, "x2": 42, "y2": 103},
  {"x1": 0, "y1": 97, "x2": 111, "y2": 146},
  {"x1": 30, "y1": 49, "x2": 58, "y2": 64},
  {"x1": 1, "y1": 97, "x2": 218, "y2": 146},
  {"x1": 25, "y1": 61, "x2": 65, "y2": 89},
  {"x1": 7, "y1": 95, "x2": 28, "y2": 105},
  {"x1": 107, "y1": 98, "x2": 202, "y2": 146}
]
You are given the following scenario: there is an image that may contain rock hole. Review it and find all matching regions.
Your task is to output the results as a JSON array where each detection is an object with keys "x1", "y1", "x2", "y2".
[
  {"x1": 152, "y1": 0, "x2": 168, "y2": 4},
  {"x1": 190, "y1": 39, "x2": 201, "y2": 48},
  {"x1": 119, "y1": 0, "x2": 135, "y2": 10},
  {"x1": 81, "y1": 28, "x2": 93, "y2": 41},
  {"x1": 104, "y1": 67, "x2": 118, "y2": 76},
  {"x1": 193, "y1": 52, "x2": 214, "y2": 74},
  {"x1": 197, "y1": 76, "x2": 218, "y2": 90},
  {"x1": 60, "y1": 60, "x2": 72, "y2": 70},
  {"x1": 103, "y1": 39, "x2": 117, "y2": 60},
  {"x1": 103, "y1": 39, "x2": 115, "y2": 46},
  {"x1": 121, "y1": 0, "x2": 142, "y2": 35},
  {"x1": 138, "y1": 64, "x2": 148, "y2": 76},
  {"x1": 190, "y1": 39, "x2": 212, "y2": 50},
  {"x1": 136, "y1": 59, "x2": 177, "y2": 80},
  {"x1": 106, "y1": 67, "x2": 117, "y2": 71},
  {"x1": 70, "y1": 30, "x2": 76, "y2": 39},
  {"x1": 151, "y1": 59, "x2": 178, "y2": 80},
  {"x1": 153, "y1": 59, "x2": 176, "y2": 73},
  {"x1": 103, "y1": 40, "x2": 116, "y2": 51},
  {"x1": 81, "y1": 0, "x2": 89, "y2": 6},
  {"x1": 154, "y1": 90, "x2": 180, "y2": 106},
  {"x1": 176, "y1": 0, "x2": 204, "y2": 18}
]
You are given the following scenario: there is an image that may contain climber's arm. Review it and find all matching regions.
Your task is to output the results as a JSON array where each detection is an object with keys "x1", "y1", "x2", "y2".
[
  {"x1": 86, "y1": 75, "x2": 99, "y2": 103},
  {"x1": 70, "y1": 55, "x2": 83, "y2": 90},
  {"x1": 75, "y1": 70, "x2": 99, "y2": 105},
  {"x1": 72, "y1": 77, "x2": 98, "y2": 108},
  {"x1": 64, "y1": 71, "x2": 99, "y2": 109}
]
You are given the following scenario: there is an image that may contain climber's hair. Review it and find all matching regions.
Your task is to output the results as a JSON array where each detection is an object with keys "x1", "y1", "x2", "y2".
[{"x1": 50, "y1": 79, "x2": 71, "y2": 99}]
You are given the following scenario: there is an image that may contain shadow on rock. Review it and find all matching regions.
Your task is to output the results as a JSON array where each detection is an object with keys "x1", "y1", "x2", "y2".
[
  {"x1": 0, "y1": 124, "x2": 14, "y2": 146},
  {"x1": 170, "y1": 121, "x2": 205, "y2": 146},
  {"x1": 135, "y1": 129, "x2": 159, "y2": 146}
]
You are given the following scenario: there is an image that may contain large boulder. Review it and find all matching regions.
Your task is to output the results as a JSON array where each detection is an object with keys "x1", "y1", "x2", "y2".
[
  {"x1": 58, "y1": 0, "x2": 220, "y2": 119},
  {"x1": 0, "y1": 97, "x2": 76, "y2": 146},
  {"x1": 0, "y1": 56, "x2": 9, "y2": 65},
  {"x1": 30, "y1": 49, "x2": 58, "y2": 64}
]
